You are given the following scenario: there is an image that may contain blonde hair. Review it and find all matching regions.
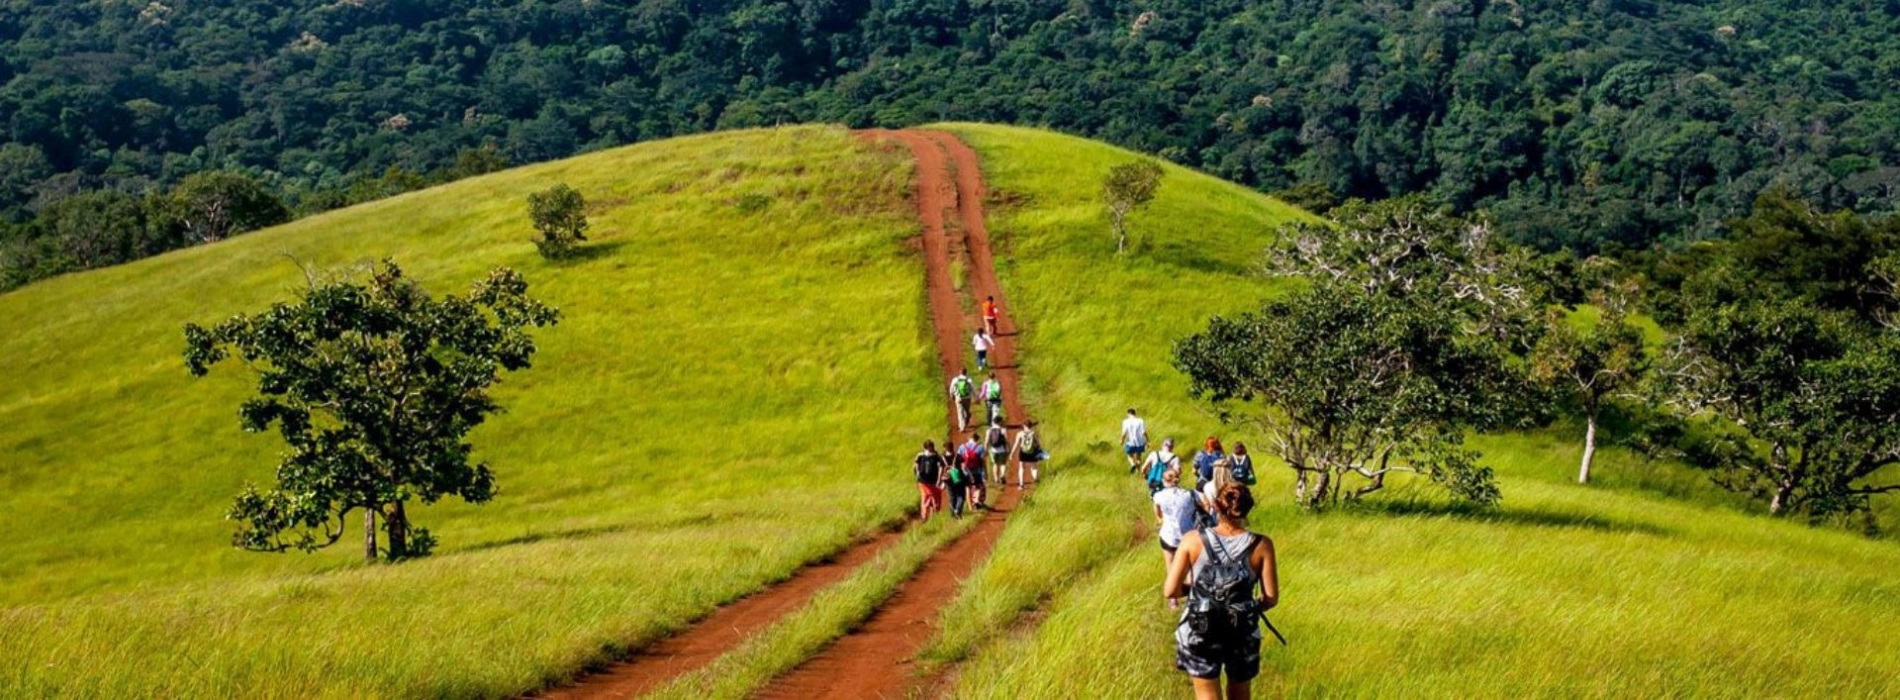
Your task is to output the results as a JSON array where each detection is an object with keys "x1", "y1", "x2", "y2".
[{"x1": 1162, "y1": 468, "x2": 1181, "y2": 486}]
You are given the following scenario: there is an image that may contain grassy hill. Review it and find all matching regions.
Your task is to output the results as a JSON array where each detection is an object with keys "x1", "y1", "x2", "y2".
[
  {"x1": 2, "y1": 123, "x2": 1897, "y2": 698},
  {"x1": 0, "y1": 125, "x2": 950, "y2": 696}
]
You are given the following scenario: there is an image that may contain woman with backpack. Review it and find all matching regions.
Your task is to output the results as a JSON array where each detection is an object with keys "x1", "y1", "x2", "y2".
[
  {"x1": 1164, "y1": 482, "x2": 1279, "y2": 700},
  {"x1": 985, "y1": 418, "x2": 1011, "y2": 486},
  {"x1": 1151, "y1": 468, "x2": 1198, "y2": 608},
  {"x1": 1229, "y1": 443, "x2": 1257, "y2": 487},
  {"x1": 1195, "y1": 459, "x2": 1234, "y2": 530},
  {"x1": 1192, "y1": 437, "x2": 1226, "y2": 490},
  {"x1": 1010, "y1": 419, "x2": 1046, "y2": 488}
]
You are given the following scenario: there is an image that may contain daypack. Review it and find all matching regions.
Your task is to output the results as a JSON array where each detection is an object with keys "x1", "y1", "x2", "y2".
[
  {"x1": 1020, "y1": 427, "x2": 1040, "y2": 454},
  {"x1": 983, "y1": 380, "x2": 1002, "y2": 402},
  {"x1": 1231, "y1": 456, "x2": 1257, "y2": 485},
  {"x1": 952, "y1": 376, "x2": 974, "y2": 398},
  {"x1": 1146, "y1": 452, "x2": 1178, "y2": 488},
  {"x1": 949, "y1": 464, "x2": 968, "y2": 485},
  {"x1": 1180, "y1": 529, "x2": 1261, "y2": 652},
  {"x1": 988, "y1": 427, "x2": 1009, "y2": 450},
  {"x1": 958, "y1": 443, "x2": 984, "y2": 469}
]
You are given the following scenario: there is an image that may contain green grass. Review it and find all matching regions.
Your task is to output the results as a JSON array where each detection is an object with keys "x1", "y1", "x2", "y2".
[
  {"x1": 0, "y1": 125, "x2": 943, "y2": 696},
  {"x1": 930, "y1": 123, "x2": 1900, "y2": 697}
]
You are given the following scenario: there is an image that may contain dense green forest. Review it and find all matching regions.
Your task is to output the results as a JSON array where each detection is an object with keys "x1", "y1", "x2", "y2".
[{"x1": 5, "y1": 0, "x2": 1900, "y2": 288}]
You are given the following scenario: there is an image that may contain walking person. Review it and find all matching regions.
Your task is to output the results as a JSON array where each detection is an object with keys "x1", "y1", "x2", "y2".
[
  {"x1": 973, "y1": 329, "x2": 996, "y2": 371},
  {"x1": 1197, "y1": 458, "x2": 1235, "y2": 529},
  {"x1": 949, "y1": 369, "x2": 975, "y2": 432},
  {"x1": 1229, "y1": 443, "x2": 1257, "y2": 487},
  {"x1": 982, "y1": 295, "x2": 1002, "y2": 336},
  {"x1": 1152, "y1": 468, "x2": 1198, "y2": 609},
  {"x1": 981, "y1": 373, "x2": 1005, "y2": 427},
  {"x1": 946, "y1": 448, "x2": 970, "y2": 518},
  {"x1": 914, "y1": 441, "x2": 946, "y2": 522},
  {"x1": 1140, "y1": 438, "x2": 1183, "y2": 494},
  {"x1": 1193, "y1": 437, "x2": 1227, "y2": 490},
  {"x1": 1121, "y1": 408, "x2": 1150, "y2": 471},
  {"x1": 985, "y1": 418, "x2": 1011, "y2": 486},
  {"x1": 1010, "y1": 419, "x2": 1046, "y2": 488},
  {"x1": 1164, "y1": 482, "x2": 1280, "y2": 700},
  {"x1": 957, "y1": 433, "x2": 988, "y2": 509}
]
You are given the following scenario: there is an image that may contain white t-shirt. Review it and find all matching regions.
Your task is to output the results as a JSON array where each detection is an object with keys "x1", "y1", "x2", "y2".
[
  {"x1": 1153, "y1": 486, "x2": 1198, "y2": 547},
  {"x1": 973, "y1": 333, "x2": 995, "y2": 352},
  {"x1": 1121, "y1": 416, "x2": 1148, "y2": 447}
]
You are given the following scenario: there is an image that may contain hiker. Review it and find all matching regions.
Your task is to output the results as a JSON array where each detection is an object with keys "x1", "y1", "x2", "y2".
[
  {"x1": 957, "y1": 432, "x2": 988, "y2": 509},
  {"x1": 973, "y1": 329, "x2": 996, "y2": 371},
  {"x1": 914, "y1": 440, "x2": 946, "y2": 521},
  {"x1": 1140, "y1": 438, "x2": 1183, "y2": 495},
  {"x1": 1229, "y1": 443, "x2": 1257, "y2": 487},
  {"x1": 1121, "y1": 408, "x2": 1150, "y2": 471},
  {"x1": 1152, "y1": 467, "x2": 1198, "y2": 608},
  {"x1": 949, "y1": 369, "x2": 975, "y2": 432},
  {"x1": 1196, "y1": 458, "x2": 1235, "y2": 529},
  {"x1": 981, "y1": 373, "x2": 1005, "y2": 426},
  {"x1": 1164, "y1": 482, "x2": 1280, "y2": 700},
  {"x1": 985, "y1": 417, "x2": 1011, "y2": 485},
  {"x1": 982, "y1": 295, "x2": 1002, "y2": 336},
  {"x1": 1010, "y1": 419, "x2": 1047, "y2": 488},
  {"x1": 946, "y1": 446, "x2": 971, "y2": 518},
  {"x1": 1193, "y1": 437, "x2": 1226, "y2": 490}
]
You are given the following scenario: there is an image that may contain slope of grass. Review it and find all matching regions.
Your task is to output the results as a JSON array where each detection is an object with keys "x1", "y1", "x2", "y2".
[
  {"x1": 930, "y1": 123, "x2": 1900, "y2": 697},
  {"x1": 0, "y1": 126, "x2": 942, "y2": 696}
]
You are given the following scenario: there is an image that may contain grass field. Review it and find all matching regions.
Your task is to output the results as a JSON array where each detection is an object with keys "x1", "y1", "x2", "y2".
[
  {"x1": 3, "y1": 122, "x2": 1898, "y2": 697},
  {"x1": 0, "y1": 126, "x2": 943, "y2": 696},
  {"x1": 931, "y1": 124, "x2": 1900, "y2": 698}
]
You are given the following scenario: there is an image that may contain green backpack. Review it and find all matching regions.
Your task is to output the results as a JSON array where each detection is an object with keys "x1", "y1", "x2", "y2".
[{"x1": 953, "y1": 376, "x2": 974, "y2": 398}]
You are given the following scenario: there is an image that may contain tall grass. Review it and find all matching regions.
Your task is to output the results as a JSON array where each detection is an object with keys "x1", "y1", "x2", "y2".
[
  {"x1": 932, "y1": 124, "x2": 1900, "y2": 697},
  {"x1": 0, "y1": 126, "x2": 941, "y2": 696}
]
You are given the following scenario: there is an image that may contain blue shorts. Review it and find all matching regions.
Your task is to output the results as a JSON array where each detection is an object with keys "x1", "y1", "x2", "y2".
[{"x1": 1125, "y1": 443, "x2": 1147, "y2": 456}]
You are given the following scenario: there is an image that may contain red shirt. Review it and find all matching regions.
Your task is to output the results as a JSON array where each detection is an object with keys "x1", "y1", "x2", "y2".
[{"x1": 982, "y1": 300, "x2": 999, "y2": 319}]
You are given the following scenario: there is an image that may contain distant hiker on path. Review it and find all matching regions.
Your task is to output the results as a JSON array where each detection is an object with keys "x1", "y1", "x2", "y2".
[
  {"x1": 985, "y1": 418, "x2": 1011, "y2": 485},
  {"x1": 1011, "y1": 420, "x2": 1046, "y2": 488},
  {"x1": 973, "y1": 329, "x2": 996, "y2": 371},
  {"x1": 1164, "y1": 482, "x2": 1280, "y2": 700},
  {"x1": 950, "y1": 369, "x2": 975, "y2": 432},
  {"x1": 1141, "y1": 438, "x2": 1183, "y2": 495},
  {"x1": 957, "y1": 433, "x2": 988, "y2": 509},
  {"x1": 1229, "y1": 443, "x2": 1257, "y2": 487},
  {"x1": 1121, "y1": 408, "x2": 1150, "y2": 471},
  {"x1": 1152, "y1": 468, "x2": 1198, "y2": 608},
  {"x1": 982, "y1": 295, "x2": 1002, "y2": 336},
  {"x1": 1193, "y1": 437, "x2": 1227, "y2": 490},
  {"x1": 914, "y1": 441, "x2": 946, "y2": 522},
  {"x1": 946, "y1": 446, "x2": 971, "y2": 518},
  {"x1": 981, "y1": 373, "x2": 1005, "y2": 427}
]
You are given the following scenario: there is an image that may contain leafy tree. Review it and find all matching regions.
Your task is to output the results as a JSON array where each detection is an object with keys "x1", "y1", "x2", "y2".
[
  {"x1": 1176, "y1": 284, "x2": 1508, "y2": 508},
  {"x1": 527, "y1": 183, "x2": 589, "y2": 259},
  {"x1": 1102, "y1": 160, "x2": 1163, "y2": 253},
  {"x1": 157, "y1": 171, "x2": 290, "y2": 244},
  {"x1": 183, "y1": 261, "x2": 560, "y2": 562},
  {"x1": 1529, "y1": 279, "x2": 1649, "y2": 484},
  {"x1": 39, "y1": 190, "x2": 148, "y2": 268}
]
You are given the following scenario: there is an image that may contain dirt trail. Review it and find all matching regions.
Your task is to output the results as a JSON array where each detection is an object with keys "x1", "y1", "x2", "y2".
[
  {"x1": 751, "y1": 130, "x2": 1026, "y2": 700},
  {"x1": 539, "y1": 529, "x2": 905, "y2": 699}
]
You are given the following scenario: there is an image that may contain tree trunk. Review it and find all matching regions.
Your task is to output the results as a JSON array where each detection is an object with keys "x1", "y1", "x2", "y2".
[
  {"x1": 1578, "y1": 411, "x2": 1598, "y2": 484},
  {"x1": 1769, "y1": 480, "x2": 1794, "y2": 515},
  {"x1": 1113, "y1": 211, "x2": 1127, "y2": 253},
  {"x1": 386, "y1": 501, "x2": 409, "y2": 559},
  {"x1": 363, "y1": 504, "x2": 378, "y2": 563}
]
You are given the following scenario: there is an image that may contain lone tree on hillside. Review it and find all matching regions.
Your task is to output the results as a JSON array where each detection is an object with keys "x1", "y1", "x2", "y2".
[
  {"x1": 1103, "y1": 160, "x2": 1164, "y2": 253},
  {"x1": 155, "y1": 170, "x2": 291, "y2": 244},
  {"x1": 1175, "y1": 283, "x2": 1511, "y2": 508},
  {"x1": 1529, "y1": 278, "x2": 1649, "y2": 484},
  {"x1": 527, "y1": 183, "x2": 589, "y2": 259},
  {"x1": 184, "y1": 261, "x2": 560, "y2": 562}
]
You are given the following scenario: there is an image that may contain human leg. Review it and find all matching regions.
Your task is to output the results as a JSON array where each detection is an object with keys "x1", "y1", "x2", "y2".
[{"x1": 1189, "y1": 677, "x2": 1223, "y2": 700}]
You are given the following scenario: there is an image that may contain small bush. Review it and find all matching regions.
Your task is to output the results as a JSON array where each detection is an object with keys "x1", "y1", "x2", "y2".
[{"x1": 527, "y1": 183, "x2": 589, "y2": 259}]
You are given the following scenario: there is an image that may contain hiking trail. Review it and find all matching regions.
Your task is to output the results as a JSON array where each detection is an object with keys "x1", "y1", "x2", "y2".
[{"x1": 539, "y1": 129, "x2": 1025, "y2": 699}]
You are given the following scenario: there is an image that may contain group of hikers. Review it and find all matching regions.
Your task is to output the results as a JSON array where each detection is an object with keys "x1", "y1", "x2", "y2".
[
  {"x1": 911, "y1": 298, "x2": 1048, "y2": 521},
  {"x1": 1123, "y1": 408, "x2": 1283, "y2": 700}
]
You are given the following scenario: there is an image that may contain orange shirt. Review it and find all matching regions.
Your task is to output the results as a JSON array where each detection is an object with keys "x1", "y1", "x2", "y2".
[{"x1": 983, "y1": 300, "x2": 999, "y2": 319}]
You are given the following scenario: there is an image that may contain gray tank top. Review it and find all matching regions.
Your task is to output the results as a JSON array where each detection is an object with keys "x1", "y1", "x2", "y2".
[{"x1": 1191, "y1": 529, "x2": 1258, "y2": 579}]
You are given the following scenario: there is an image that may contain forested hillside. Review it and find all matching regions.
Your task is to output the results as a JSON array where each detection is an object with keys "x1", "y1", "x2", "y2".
[{"x1": 5, "y1": 0, "x2": 1900, "y2": 284}]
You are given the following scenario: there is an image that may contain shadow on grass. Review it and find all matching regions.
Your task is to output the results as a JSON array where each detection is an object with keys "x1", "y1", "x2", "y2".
[
  {"x1": 550, "y1": 240, "x2": 631, "y2": 266},
  {"x1": 1349, "y1": 499, "x2": 1671, "y2": 536}
]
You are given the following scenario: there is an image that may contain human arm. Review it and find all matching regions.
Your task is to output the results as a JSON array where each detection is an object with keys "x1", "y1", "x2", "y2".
[
  {"x1": 1254, "y1": 536, "x2": 1279, "y2": 610},
  {"x1": 1163, "y1": 530, "x2": 1202, "y2": 599}
]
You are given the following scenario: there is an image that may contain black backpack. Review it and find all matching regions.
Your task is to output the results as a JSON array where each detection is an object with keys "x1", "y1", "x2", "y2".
[{"x1": 1181, "y1": 529, "x2": 1261, "y2": 651}]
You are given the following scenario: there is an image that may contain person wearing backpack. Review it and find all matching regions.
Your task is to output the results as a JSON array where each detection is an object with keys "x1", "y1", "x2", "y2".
[
  {"x1": 1192, "y1": 437, "x2": 1227, "y2": 491},
  {"x1": 1164, "y1": 482, "x2": 1280, "y2": 700},
  {"x1": 984, "y1": 418, "x2": 1011, "y2": 485},
  {"x1": 1010, "y1": 419, "x2": 1046, "y2": 488},
  {"x1": 1229, "y1": 443, "x2": 1257, "y2": 487},
  {"x1": 1140, "y1": 438, "x2": 1182, "y2": 495},
  {"x1": 948, "y1": 369, "x2": 975, "y2": 432},
  {"x1": 956, "y1": 433, "x2": 988, "y2": 509},
  {"x1": 1196, "y1": 459, "x2": 1235, "y2": 530},
  {"x1": 946, "y1": 452, "x2": 970, "y2": 518},
  {"x1": 913, "y1": 441, "x2": 946, "y2": 522},
  {"x1": 981, "y1": 373, "x2": 1005, "y2": 427},
  {"x1": 1151, "y1": 468, "x2": 1198, "y2": 609}
]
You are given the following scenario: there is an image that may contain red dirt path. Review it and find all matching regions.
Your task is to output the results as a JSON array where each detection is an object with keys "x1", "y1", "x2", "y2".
[{"x1": 751, "y1": 130, "x2": 1027, "y2": 700}]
